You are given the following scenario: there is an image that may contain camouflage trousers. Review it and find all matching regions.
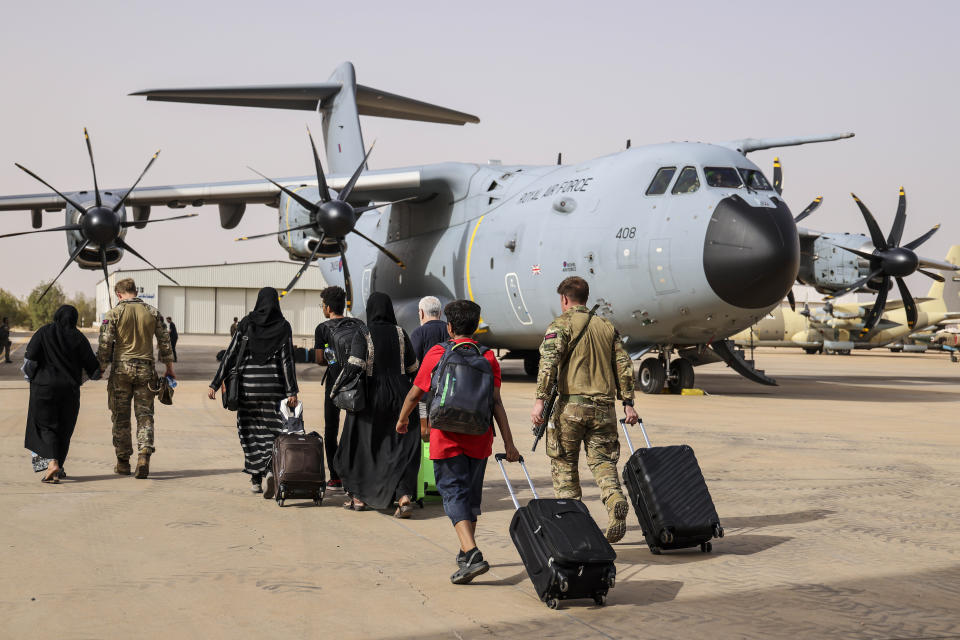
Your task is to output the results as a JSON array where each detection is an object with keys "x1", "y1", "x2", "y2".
[
  {"x1": 108, "y1": 360, "x2": 156, "y2": 458},
  {"x1": 546, "y1": 397, "x2": 624, "y2": 506}
]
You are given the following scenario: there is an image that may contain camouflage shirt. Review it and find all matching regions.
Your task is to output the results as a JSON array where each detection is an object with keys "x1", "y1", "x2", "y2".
[
  {"x1": 536, "y1": 305, "x2": 635, "y2": 404},
  {"x1": 98, "y1": 298, "x2": 174, "y2": 369}
]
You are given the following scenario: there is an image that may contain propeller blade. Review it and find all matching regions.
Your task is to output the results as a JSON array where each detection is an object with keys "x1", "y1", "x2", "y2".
[
  {"x1": 306, "y1": 126, "x2": 332, "y2": 204},
  {"x1": 851, "y1": 193, "x2": 888, "y2": 251},
  {"x1": 120, "y1": 212, "x2": 197, "y2": 228},
  {"x1": 115, "y1": 238, "x2": 180, "y2": 285},
  {"x1": 786, "y1": 289, "x2": 796, "y2": 311},
  {"x1": 0, "y1": 224, "x2": 82, "y2": 240},
  {"x1": 280, "y1": 233, "x2": 325, "y2": 298},
  {"x1": 248, "y1": 167, "x2": 318, "y2": 213},
  {"x1": 38, "y1": 239, "x2": 91, "y2": 302},
  {"x1": 14, "y1": 163, "x2": 88, "y2": 214},
  {"x1": 886, "y1": 187, "x2": 907, "y2": 247},
  {"x1": 338, "y1": 143, "x2": 375, "y2": 203},
  {"x1": 338, "y1": 239, "x2": 354, "y2": 312},
  {"x1": 895, "y1": 277, "x2": 918, "y2": 328},
  {"x1": 350, "y1": 228, "x2": 406, "y2": 268},
  {"x1": 917, "y1": 255, "x2": 960, "y2": 271},
  {"x1": 918, "y1": 269, "x2": 946, "y2": 282},
  {"x1": 352, "y1": 196, "x2": 417, "y2": 215},
  {"x1": 83, "y1": 128, "x2": 102, "y2": 207},
  {"x1": 833, "y1": 244, "x2": 876, "y2": 262},
  {"x1": 772, "y1": 157, "x2": 783, "y2": 195},
  {"x1": 235, "y1": 223, "x2": 314, "y2": 242},
  {"x1": 113, "y1": 150, "x2": 161, "y2": 213},
  {"x1": 99, "y1": 247, "x2": 112, "y2": 308},
  {"x1": 903, "y1": 224, "x2": 940, "y2": 251},
  {"x1": 793, "y1": 197, "x2": 822, "y2": 223},
  {"x1": 858, "y1": 275, "x2": 889, "y2": 336},
  {"x1": 824, "y1": 268, "x2": 884, "y2": 300}
]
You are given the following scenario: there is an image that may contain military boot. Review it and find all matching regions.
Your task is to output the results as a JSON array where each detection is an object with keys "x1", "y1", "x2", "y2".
[
  {"x1": 605, "y1": 495, "x2": 629, "y2": 543},
  {"x1": 134, "y1": 453, "x2": 150, "y2": 479},
  {"x1": 114, "y1": 458, "x2": 131, "y2": 475}
]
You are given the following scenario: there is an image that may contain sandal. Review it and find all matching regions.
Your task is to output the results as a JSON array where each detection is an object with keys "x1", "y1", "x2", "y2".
[
  {"x1": 394, "y1": 504, "x2": 415, "y2": 519},
  {"x1": 41, "y1": 470, "x2": 60, "y2": 484},
  {"x1": 352, "y1": 499, "x2": 367, "y2": 511},
  {"x1": 342, "y1": 499, "x2": 355, "y2": 510}
]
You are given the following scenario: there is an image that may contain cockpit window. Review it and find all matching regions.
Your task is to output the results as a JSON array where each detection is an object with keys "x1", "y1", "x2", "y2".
[
  {"x1": 645, "y1": 167, "x2": 677, "y2": 195},
  {"x1": 737, "y1": 168, "x2": 773, "y2": 190},
  {"x1": 704, "y1": 167, "x2": 743, "y2": 188},
  {"x1": 671, "y1": 166, "x2": 700, "y2": 194}
]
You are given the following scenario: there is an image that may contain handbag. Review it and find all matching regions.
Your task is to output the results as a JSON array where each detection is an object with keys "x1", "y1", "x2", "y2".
[
  {"x1": 222, "y1": 335, "x2": 248, "y2": 411},
  {"x1": 149, "y1": 373, "x2": 175, "y2": 406},
  {"x1": 330, "y1": 367, "x2": 366, "y2": 412}
]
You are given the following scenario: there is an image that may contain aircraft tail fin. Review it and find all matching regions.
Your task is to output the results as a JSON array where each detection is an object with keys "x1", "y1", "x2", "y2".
[
  {"x1": 928, "y1": 245, "x2": 960, "y2": 311},
  {"x1": 131, "y1": 61, "x2": 479, "y2": 175}
]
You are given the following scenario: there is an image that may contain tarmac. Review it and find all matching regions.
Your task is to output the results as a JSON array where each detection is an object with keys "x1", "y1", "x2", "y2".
[{"x1": 1, "y1": 334, "x2": 959, "y2": 639}]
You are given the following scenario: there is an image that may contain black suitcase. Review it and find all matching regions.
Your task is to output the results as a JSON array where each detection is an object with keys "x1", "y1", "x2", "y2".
[
  {"x1": 494, "y1": 454, "x2": 617, "y2": 609},
  {"x1": 272, "y1": 432, "x2": 326, "y2": 507},
  {"x1": 620, "y1": 419, "x2": 723, "y2": 554}
]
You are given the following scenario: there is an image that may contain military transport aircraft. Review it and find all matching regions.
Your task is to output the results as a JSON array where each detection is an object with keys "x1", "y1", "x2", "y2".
[
  {"x1": 732, "y1": 245, "x2": 960, "y2": 355},
  {"x1": 1, "y1": 61, "x2": 861, "y2": 393}
]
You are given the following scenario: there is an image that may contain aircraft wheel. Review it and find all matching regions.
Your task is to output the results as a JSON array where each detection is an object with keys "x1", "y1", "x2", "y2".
[
  {"x1": 803, "y1": 347, "x2": 820, "y2": 355},
  {"x1": 523, "y1": 352, "x2": 540, "y2": 378},
  {"x1": 667, "y1": 358, "x2": 695, "y2": 394},
  {"x1": 638, "y1": 358, "x2": 666, "y2": 394}
]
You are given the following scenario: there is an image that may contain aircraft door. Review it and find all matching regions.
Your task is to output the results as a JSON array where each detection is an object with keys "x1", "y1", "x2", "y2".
[
  {"x1": 361, "y1": 268, "x2": 373, "y2": 308},
  {"x1": 504, "y1": 272, "x2": 533, "y2": 325},
  {"x1": 648, "y1": 238, "x2": 679, "y2": 294}
]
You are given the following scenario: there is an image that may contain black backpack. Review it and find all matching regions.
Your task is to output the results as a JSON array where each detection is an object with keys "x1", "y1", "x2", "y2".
[
  {"x1": 427, "y1": 341, "x2": 495, "y2": 435},
  {"x1": 325, "y1": 318, "x2": 365, "y2": 371}
]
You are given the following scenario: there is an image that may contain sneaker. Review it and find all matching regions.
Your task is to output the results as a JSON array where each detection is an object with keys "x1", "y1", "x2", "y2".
[
  {"x1": 605, "y1": 496, "x2": 629, "y2": 543},
  {"x1": 327, "y1": 478, "x2": 342, "y2": 489},
  {"x1": 456, "y1": 550, "x2": 467, "y2": 568},
  {"x1": 263, "y1": 471, "x2": 276, "y2": 500},
  {"x1": 450, "y1": 549, "x2": 489, "y2": 585}
]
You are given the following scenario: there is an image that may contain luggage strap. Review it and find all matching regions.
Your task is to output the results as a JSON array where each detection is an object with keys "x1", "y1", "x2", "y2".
[
  {"x1": 619, "y1": 418, "x2": 651, "y2": 455},
  {"x1": 494, "y1": 453, "x2": 539, "y2": 510}
]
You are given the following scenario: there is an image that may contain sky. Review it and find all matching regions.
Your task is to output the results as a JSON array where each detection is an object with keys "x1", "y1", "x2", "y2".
[{"x1": 1, "y1": 0, "x2": 958, "y2": 304}]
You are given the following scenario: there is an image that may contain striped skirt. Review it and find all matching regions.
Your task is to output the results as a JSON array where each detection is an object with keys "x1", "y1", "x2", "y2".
[{"x1": 236, "y1": 355, "x2": 286, "y2": 476}]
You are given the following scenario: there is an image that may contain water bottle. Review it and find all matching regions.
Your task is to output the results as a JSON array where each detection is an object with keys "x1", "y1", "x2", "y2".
[
  {"x1": 165, "y1": 375, "x2": 178, "y2": 389},
  {"x1": 323, "y1": 343, "x2": 337, "y2": 365}
]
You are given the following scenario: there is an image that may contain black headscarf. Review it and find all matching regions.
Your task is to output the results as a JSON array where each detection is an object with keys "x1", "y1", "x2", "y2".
[
  {"x1": 36, "y1": 305, "x2": 92, "y2": 386},
  {"x1": 366, "y1": 292, "x2": 398, "y2": 325},
  {"x1": 242, "y1": 287, "x2": 292, "y2": 365}
]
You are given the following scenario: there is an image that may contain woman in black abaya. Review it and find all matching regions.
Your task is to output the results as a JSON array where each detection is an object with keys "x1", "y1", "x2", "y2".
[
  {"x1": 209, "y1": 287, "x2": 298, "y2": 495},
  {"x1": 23, "y1": 305, "x2": 101, "y2": 484},
  {"x1": 334, "y1": 292, "x2": 420, "y2": 515}
]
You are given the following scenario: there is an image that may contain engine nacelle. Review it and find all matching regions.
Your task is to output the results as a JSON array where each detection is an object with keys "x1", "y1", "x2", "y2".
[
  {"x1": 798, "y1": 232, "x2": 874, "y2": 294},
  {"x1": 64, "y1": 195, "x2": 127, "y2": 270},
  {"x1": 277, "y1": 190, "x2": 342, "y2": 260}
]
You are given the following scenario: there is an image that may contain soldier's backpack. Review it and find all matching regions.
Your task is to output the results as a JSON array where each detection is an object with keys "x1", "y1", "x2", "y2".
[
  {"x1": 324, "y1": 317, "x2": 365, "y2": 372},
  {"x1": 427, "y1": 340, "x2": 494, "y2": 435}
]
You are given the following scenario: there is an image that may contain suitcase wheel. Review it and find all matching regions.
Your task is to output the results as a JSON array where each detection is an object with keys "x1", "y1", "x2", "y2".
[
  {"x1": 700, "y1": 542, "x2": 713, "y2": 553},
  {"x1": 606, "y1": 571, "x2": 616, "y2": 588},
  {"x1": 660, "y1": 530, "x2": 675, "y2": 544},
  {"x1": 650, "y1": 546, "x2": 662, "y2": 555},
  {"x1": 546, "y1": 598, "x2": 560, "y2": 610},
  {"x1": 593, "y1": 593, "x2": 607, "y2": 606},
  {"x1": 714, "y1": 524, "x2": 724, "y2": 538},
  {"x1": 558, "y1": 577, "x2": 569, "y2": 593}
]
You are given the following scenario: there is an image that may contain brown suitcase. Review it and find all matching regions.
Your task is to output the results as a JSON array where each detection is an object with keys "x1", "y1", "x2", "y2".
[{"x1": 271, "y1": 432, "x2": 325, "y2": 507}]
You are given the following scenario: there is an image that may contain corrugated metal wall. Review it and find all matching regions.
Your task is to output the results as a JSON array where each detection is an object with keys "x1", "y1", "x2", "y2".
[
  {"x1": 185, "y1": 288, "x2": 216, "y2": 333},
  {"x1": 216, "y1": 289, "x2": 246, "y2": 334}
]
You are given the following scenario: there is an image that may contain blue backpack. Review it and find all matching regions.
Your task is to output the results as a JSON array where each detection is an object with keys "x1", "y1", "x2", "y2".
[{"x1": 427, "y1": 341, "x2": 495, "y2": 435}]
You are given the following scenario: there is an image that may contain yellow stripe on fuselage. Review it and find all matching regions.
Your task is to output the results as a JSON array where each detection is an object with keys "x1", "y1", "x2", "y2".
[{"x1": 466, "y1": 215, "x2": 485, "y2": 301}]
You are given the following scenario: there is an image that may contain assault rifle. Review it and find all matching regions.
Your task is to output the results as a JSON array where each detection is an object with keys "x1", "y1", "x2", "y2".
[{"x1": 531, "y1": 304, "x2": 599, "y2": 451}]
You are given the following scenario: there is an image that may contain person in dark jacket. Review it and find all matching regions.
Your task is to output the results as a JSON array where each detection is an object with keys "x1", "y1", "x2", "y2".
[
  {"x1": 23, "y1": 305, "x2": 101, "y2": 483},
  {"x1": 166, "y1": 317, "x2": 179, "y2": 362},
  {"x1": 1, "y1": 316, "x2": 11, "y2": 363},
  {"x1": 409, "y1": 296, "x2": 449, "y2": 437},
  {"x1": 208, "y1": 288, "x2": 298, "y2": 495},
  {"x1": 333, "y1": 292, "x2": 420, "y2": 516}
]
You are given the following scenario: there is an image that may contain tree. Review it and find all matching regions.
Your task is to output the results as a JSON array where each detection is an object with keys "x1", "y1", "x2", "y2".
[
  {"x1": 0, "y1": 288, "x2": 26, "y2": 327},
  {"x1": 68, "y1": 292, "x2": 97, "y2": 328},
  {"x1": 27, "y1": 282, "x2": 66, "y2": 330}
]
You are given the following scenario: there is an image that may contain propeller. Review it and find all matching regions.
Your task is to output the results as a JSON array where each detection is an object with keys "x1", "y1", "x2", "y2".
[
  {"x1": 244, "y1": 126, "x2": 414, "y2": 306},
  {"x1": 3, "y1": 129, "x2": 196, "y2": 303},
  {"x1": 773, "y1": 157, "x2": 824, "y2": 311},
  {"x1": 828, "y1": 188, "x2": 959, "y2": 335}
]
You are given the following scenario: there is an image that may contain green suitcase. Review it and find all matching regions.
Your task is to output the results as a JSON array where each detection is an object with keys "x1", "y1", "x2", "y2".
[{"x1": 416, "y1": 440, "x2": 442, "y2": 505}]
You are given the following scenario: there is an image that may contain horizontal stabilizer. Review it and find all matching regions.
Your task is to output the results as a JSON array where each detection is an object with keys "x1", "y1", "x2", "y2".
[
  {"x1": 131, "y1": 84, "x2": 479, "y2": 125},
  {"x1": 721, "y1": 132, "x2": 854, "y2": 155}
]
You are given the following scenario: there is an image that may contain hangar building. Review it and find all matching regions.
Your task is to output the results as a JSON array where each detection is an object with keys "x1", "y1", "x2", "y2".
[{"x1": 95, "y1": 261, "x2": 328, "y2": 336}]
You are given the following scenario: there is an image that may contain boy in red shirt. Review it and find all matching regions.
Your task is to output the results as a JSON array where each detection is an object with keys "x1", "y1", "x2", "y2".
[{"x1": 396, "y1": 300, "x2": 520, "y2": 584}]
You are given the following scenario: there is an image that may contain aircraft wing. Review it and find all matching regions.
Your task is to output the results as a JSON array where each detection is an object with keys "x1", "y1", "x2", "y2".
[
  {"x1": 0, "y1": 168, "x2": 427, "y2": 214},
  {"x1": 797, "y1": 226, "x2": 821, "y2": 239}
]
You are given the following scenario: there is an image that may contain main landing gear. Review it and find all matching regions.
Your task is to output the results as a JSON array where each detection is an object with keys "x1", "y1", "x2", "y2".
[{"x1": 637, "y1": 349, "x2": 695, "y2": 395}]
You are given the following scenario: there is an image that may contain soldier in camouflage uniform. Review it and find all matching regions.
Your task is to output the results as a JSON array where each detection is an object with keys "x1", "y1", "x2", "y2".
[
  {"x1": 98, "y1": 278, "x2": 176, "y2": 479},
  {"x1": 531, "y1": 276, "x2": 638, "y2": 542}
]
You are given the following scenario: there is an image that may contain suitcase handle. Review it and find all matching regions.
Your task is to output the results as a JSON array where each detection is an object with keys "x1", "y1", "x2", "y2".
[
  {"x1": 494, "y1": 453, "x2": 539, "y2": 509},
  {"x1": 620, "y1": 418, "x2": 651, "y2": 454}
]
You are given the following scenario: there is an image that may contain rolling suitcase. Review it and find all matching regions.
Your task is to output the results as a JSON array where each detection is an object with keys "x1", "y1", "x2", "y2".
[
  {"x1": 620, "y1": 419, "x2": 723, "y2": 554},
  {"x1": 416, "y1": 441, "x2": 441, "y2": 505},
  {"x1": 271, "y1": 432, "x2": 325, "y2": 507},
  {"x1": 495, "y1": 454, "x2": 616, "y2": 609}
]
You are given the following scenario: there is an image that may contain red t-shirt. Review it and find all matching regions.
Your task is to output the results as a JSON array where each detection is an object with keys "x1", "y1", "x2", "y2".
[{"x1": 414, "y1": 338, "x2": 501, "y2": 460}]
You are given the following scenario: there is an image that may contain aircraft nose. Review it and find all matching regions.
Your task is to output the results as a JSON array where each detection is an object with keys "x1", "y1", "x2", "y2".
[{"x1": 702, "y1": 195, "x2": 799, "y2": 309}]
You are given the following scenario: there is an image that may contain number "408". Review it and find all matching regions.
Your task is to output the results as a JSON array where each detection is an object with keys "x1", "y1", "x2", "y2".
[{"x1": 615, "y1": 227, "x2": 636, "y2": 239}]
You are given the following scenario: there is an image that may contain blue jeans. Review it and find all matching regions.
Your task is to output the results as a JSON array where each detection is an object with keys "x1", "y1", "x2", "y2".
[{"x1": 434, "y1": 454, "x2": 487, "y2": 525}]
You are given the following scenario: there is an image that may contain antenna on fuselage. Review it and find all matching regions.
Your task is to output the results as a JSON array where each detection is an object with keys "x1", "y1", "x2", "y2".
[
  {"x1": 557, "y1": 153, "x2": 562, "y2": 165},
  {"x1": 626, "y1": 139, "x2": 631, "y2": 149}
]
